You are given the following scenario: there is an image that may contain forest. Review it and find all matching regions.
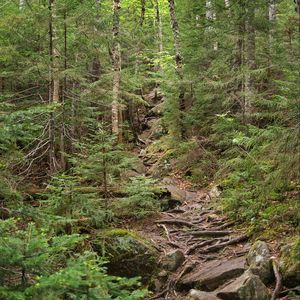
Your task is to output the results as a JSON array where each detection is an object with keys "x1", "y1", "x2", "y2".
[{"x1": 0, "y1": 0, "x2": 299, "y2": 299}]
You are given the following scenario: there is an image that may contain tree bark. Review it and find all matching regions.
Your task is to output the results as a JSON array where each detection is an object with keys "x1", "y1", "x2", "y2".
[
  {"x1": 112, "y1": 0, "x2": 122, "y2": 142},
  {"x1": 48, "y1": 0, "x2": 59, "y2": 173},
  {"x1": 206, "y1": 0, "x2": 217, "y2": 50},
  {"x1": 60, "y1": 10, "x2": 67, "y2": 171},
  {"x1": 244, "y1": 4, "x2": 256, "y2": 123},
  {"x1": 168, "y1": 0, "x2": 185, "y2": 138},
  {"x1": 140, "y1": 0, "x2": 146, "y2": 26},
  {"x1": 19, "y1": 0, "x2": 25, "y2": 9},
  {"x1": 155, "y1": 0, "x2": 163, "y2": 53}
]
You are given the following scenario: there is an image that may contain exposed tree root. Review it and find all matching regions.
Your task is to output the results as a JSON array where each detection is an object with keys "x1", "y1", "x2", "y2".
[{"x1": 271, "y1": 257, "x2": 282, "y2": 300}]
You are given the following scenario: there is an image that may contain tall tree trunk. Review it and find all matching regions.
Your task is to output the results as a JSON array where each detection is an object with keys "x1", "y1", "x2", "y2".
[
  {"x1": 60, "y1": 10, "x2": 67, "y2": 171},
  {"x1": 112, "y1": 0, "x2": 122, "y2": 142},
  {"x1": 140, "y1": 0, "x2": 146, "y2": 26},
  {"x1": 206, "y1": 0, "x2": 217, "y2": 50},
  {"x1": 48, "y1": 0, "x2": 59, "y2": 173},
  {"x1": 19, "y1": 0, "x2": 25, "y2": 9},
  {"x1": 244, "y1": 5, "x2": 256, "y2": 123},
  {"x1": 168, "y1": 0, "x2": 185, "y2": 138},
  {"x1": 155, "y1": 0, "x2": 163, "y2": 53}
]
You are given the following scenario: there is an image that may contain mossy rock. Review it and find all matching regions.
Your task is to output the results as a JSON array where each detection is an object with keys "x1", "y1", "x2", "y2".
[
  {"x1": 280, "y1": 240, "x2": 300, "y2": 288},
  {"x1": 92, "y1": 228, "x2": 159, "y2": 284}
]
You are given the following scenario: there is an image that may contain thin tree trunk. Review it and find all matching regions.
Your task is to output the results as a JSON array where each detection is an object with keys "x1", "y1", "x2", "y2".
[
  {"x1": 48, "y1": 0, "x2": 59, "y2": 173},
  {"x1": 60, "y1": 10, "x2": 67, "y2": 170},
  {"x1": 155, "y1": 0, "x2": 163, "y2": 53},
  {"x1": 112, "y1": 0, "x2": 122, "y2": 142},
  {"x1": 244, "y1": 5, "x2": 256, "y2": 122},
  {"x1": 140, "y1": 0, "x2": 146, "y2": 26},
  {"x1": 206, "y1": 0, "x2": 217, "y2": 50},
  {"x1": 19, "y1": 0, "x2": 25, "y2": 9},
  {"x1": 168, "y1": 0, "x2": 185, "y2": 138}
]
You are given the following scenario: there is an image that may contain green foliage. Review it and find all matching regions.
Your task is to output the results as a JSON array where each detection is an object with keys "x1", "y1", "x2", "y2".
[
  {"x1": 0, "y1": 219, "x2": 84, "y2": 299},
  {"x1": 27, "y1": 252, "x2": 147, "y2": 300},
  {"x1": 41, "y1": 174, "x2": 109, "y2": 230},
  {"x1": 115, "y1": 176, "x2": 160, "y2": 218}
]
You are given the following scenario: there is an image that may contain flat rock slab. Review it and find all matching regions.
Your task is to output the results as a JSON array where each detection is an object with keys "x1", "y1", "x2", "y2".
[
  {"x1": 180, "y1": 256, "x2": 246, "y2": 291},
  {"x1": 216, "y1": 270, "x2": 270, "y2": 300},
  {"x1": 188, "y1": 289, "x2": 220, "y2": 300}
]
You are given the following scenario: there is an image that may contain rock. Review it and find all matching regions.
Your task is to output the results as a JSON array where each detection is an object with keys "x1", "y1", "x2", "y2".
[
  {"x1": 161, "y1": 249, "x2": 185, "y2": 272},
  {"x1": 246, "y1": 240, "x2": 273, "y2": 284},
  {"x1": 153, "y1": 270, "x2": 169, "y2": 292},
  {"x1": 279, "y1": 242, "x2": 300, "y2": 288},
  {"x1": 185, "y1": 191, "x2": 199, "y2": 202},
  {"x1": 205, "y1": 186, "x2": 221, "y2": 201},
  {"x1": 121, "y1": 170, "x2": 140, "y2": 178},
  {"x1": 188, "y1": 289, "x2": 220, "y2": 300},
  {"x1": 92, "y1": 229, "x2": 159, "y2": 283},
  {"x1": 147, "y1": 161, "x2": 171, "y2": 178},
  {"x1": 147, "y1": 102, "x2": 164, "y2": 117},
  {"x1": 216, "y1": 270, "x2": 270, "y2": 300},
  {"x1": 132, "y1": 159, "x2": 146, "y2": 174},
  {"x1": 164, "y1": 185, "x2": 186, "y2": 202},
  {"x1": 180, "y1": 257, "x2": 246, "y2": 291}
]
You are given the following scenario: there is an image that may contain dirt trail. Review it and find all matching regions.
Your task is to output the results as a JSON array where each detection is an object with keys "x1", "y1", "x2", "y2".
[
  {"x1": 129, "y1": 94, "x2": 250, "y2": 299},
  {"x1": 130, "y1": 177, "x2": 249, "y2": 299}
]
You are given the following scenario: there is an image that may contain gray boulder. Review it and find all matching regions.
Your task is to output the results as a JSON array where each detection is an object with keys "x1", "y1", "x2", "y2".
[
  {"x1": 216, "y1": 270, "x2": 270, "y2": 300},
  {"x1": 180, "y1": 257, "x2": 246, "y2": 291},
  {"x1": 188, "y1": 290, "x2": 220, "y2": 300},
  {"x1": 246, "y1": 240, "x2": 273, "y2": 284},
  {"x1": 92, "y1": 229, "x2": 159, "y2": 283},
  {"x1": 161, "y1": 249, "x2": 185, "y2": 272}
]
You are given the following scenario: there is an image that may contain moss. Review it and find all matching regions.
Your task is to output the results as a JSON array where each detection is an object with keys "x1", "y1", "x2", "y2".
[
  {"x1": 92, "y1": 228, "x2": 159, "y2": 284},
  {"x1": 280, "y1": 239, "x2": 300, "y2": 288}
]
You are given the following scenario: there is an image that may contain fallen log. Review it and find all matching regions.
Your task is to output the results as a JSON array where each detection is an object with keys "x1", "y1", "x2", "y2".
[{"x1": 199, "y1": 235, "x2": 248, "y2": 253}]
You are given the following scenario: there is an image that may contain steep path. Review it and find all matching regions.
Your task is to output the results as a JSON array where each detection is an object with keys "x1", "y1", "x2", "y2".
[{"x1": 127, "y1": 94, "x2": 252, "y2": 299}]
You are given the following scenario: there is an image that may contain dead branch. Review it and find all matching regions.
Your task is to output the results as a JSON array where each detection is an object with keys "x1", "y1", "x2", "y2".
[{"x1": 271, "y1": 257, "x2": 282, "y2": 300}]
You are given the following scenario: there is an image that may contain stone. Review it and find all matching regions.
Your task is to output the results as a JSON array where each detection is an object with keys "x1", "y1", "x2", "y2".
[
  {"x1": 216, "y1": 270, "x2": 270, "y2": 300},
  {"x1": 188, "y1": 289, "x2": 220, "y2": 300},
  {"x1": 132, "y1": 159, "x2": 146, "y2": 174},
  {"x1": 180, "y1": 257, "x2": 246, "y2": 291},
  {"x1": 164, "y1": 185, "x2": 187, "y2": 202},
  {"x1": 246, "y1": 240, "x2": 273, "y2": 284},
  {"x1": 205, "y1": 186, "x2": 221, "y2": 201},
  {"x1": 161, "y1": 249, "x2": 185, "y2": 272},
  {"x1": 92, "y1": 229, "x2": 159, "y2": 283},
  {"x1": 279, "y1": 243, "x2": 300, "y2": 288}
]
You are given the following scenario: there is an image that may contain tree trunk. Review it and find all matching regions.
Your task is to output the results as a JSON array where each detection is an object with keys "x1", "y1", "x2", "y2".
[
  {"x1": 48, "y1": 0, "x2": 59, "y2": 173},
  {"x1": 140, "y1": 0, "x2": 146, "y2": 26},
  {"x1": 112, "y1": 0, "x2": 122, "y2": 142},
  {"x1": 244, "y1": 5, "x2": 256, "y2": 123},
  {"x1": 206, "y1": 0, "x2": 217, "y2": 50},
  {"x1": 60, "y1": 10, "x2": 67, "y2": 171},
  {"x1": 168, "y1": 0, "x2": 185, "y2": 138},
  {"x1": 155, "y1": 0, "x2": 163, "y2": 53},
  {"x1": 19, "y1": 0, "x2": 25, "y2": 9}
]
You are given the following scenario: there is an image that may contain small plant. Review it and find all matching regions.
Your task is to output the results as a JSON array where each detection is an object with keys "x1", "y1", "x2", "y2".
[
  {"x1": 27, "y1": 252, "x2": 147, "y2": 300},
  {"x1": 115, "y1": 176, "x2": 160, "y2": 219}
]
